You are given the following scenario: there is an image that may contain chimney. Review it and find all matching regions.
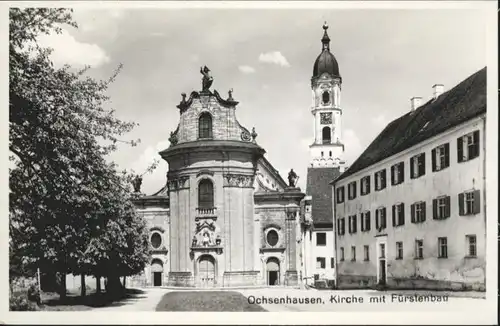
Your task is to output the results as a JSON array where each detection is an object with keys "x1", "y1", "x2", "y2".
[
  {"x1": 410, "y1": 97, "x2": 422, "y2": 111},
  {"x1": 432, "y1": 84, "x2": 444, "y2": 99}
]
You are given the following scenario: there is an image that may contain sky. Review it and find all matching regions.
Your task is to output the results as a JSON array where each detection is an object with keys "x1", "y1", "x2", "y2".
[{"x1": 36, "y1": 5, "x2": 489, "y2": 194}]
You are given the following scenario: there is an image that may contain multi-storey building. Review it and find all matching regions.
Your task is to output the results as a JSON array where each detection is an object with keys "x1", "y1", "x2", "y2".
[
  {"x1": 300, "y1": 23, "x2": 347, "y2": 287},
  {"x1": 332, "y1": 67, "x2": 486, "y2": 290}
]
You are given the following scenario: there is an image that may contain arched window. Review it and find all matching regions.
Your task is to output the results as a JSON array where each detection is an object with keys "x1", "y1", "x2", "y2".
[
  {"x1": 198, "y1": 112, "x2": 213, "y2": 139},
  {"x1": 322, "y1": 91, "x2": 330, "y2": 104},
  {"x1": 321, "y1": 151, "x2": 324, "y2": 157},
  {"x1": 329, "y1": 151, "x2": 332, "y2": 157},
  {"x1": 322, "y1": 127, "x2": 331, "y2": 144},
  {"x1": 198, "y1": 179, "x2": 214, "y2": 208}
]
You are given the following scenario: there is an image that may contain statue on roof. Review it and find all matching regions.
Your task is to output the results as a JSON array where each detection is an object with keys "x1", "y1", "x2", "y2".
[
  {"x1": 288, "y1": 169, "x2": 298, "y2": 187},
  {"x1": 200, "y1": 66, "x2": 213, "y2": 92},
  {"x1": 132, "y1": 175, "x2": 143, "y2": 193}
]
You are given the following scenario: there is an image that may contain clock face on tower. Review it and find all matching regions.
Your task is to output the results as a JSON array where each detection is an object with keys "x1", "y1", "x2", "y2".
[{"x1": 320, "y1": 112, "x2": 333, "y2": 125}]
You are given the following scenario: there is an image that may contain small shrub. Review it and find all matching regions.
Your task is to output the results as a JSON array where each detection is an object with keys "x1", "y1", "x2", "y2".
[
  {"x1": 27, "y1": 284, "x2": 41, "y2": 304},
  {"x1": 10, "y1": 292, "x2": 39, "y2": 311}
]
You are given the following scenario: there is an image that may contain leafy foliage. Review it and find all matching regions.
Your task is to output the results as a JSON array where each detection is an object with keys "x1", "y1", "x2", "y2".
[{"x1": 9, "y1": 8, "x2": 153, "y2": 297}]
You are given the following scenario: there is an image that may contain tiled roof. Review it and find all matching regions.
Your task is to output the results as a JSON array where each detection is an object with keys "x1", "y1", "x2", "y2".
[
  {"x1": 306, "y1": 167, "x2": 342, "y2": 226},
  {"x1": 334, "y1": 66, "x2": 487, "y2": 183}
]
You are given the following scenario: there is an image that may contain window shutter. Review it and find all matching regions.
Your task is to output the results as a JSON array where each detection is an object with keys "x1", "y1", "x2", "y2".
[
  {"x1": 445, "y1": 196, "x2": 451, "y2": 218},
  {"x1": 433, "y1": 199, "x2": 438, "y2": 219},
  {"x1": 375, "y1": 210, "x2": 380, "y2": 229},
  {"x1": 473, "y1": 190, "x2": 481, "y2": 214},
  {"x1": 410, "y1": 157, "x2": 415, "y2": 179},
  {"x1": 400, "y1": 204, "x2": 405, "y2": 225},
  {"x1": 353, "y1": 182, "x2": 357, "y2": 198},
  {"x1": 431, "y1": 148, "x2": 437, "y2": 172},
  {"x1": 381, "y1": 171, "x2": 386, "y2": 189},
  {"x1": 348, "y1": 217, "x2": 351, "y2": 233},
  {"x1": 366, "y1": 211, "x2": 371, "y2": 230},
  {"x1": 366, "y1": 177, "x2": 371, "y2": 194},
  {"x1": 391, "y1": 165, "x2": 395, "y2": 185},
  {"x1": 420, "y1": 153, "x2": 426, "y2": 176},
  {"x1": 458, "y1": 193, "x2": 465, "y2": 216},
  {"x1": 353, "y1": 216, "x2": 357, "y2": 233},
  {"x1": 473, "y1": 130, "x2": 480, "y2": 159},
  {"x1": 444, "y1": 143, "x2": 450, "y2": 168},
  {"x1": 411, "y1": 204, "x2": 415, "y2": 223},
  {"x1": 421, "y1": 202, "x2": 426, "y2": 222},
  {"x1": 360, "y1": 213, "x2": 364, "y2": 231},
  {"x1": 400, "y1": 162, "x2": 405, "y2": 183},
  {"x1": 392, "y1": 205, "x2": 396, "y2": 226},
  {"x1": 382, "y1": 208, "x2": 387, "y2": 228},
  {"x1": 457, "y1": 136, "x2": 464, "y2": 162}
]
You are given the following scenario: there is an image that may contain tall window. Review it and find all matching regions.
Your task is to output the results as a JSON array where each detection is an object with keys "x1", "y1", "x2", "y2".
[
  {"x1": 340, "y1": 247, "x2": 345, "y2": 261},
  {"x1": 396, "y1": 242, "x2": 403, "y2": 259},
  {"x1": 360, "y1": 176, "x2": 371, "y2": 196},
  {"x1": 351, "y1": 246, "x2": 356, "y2": 261},
  {"x1": 336, "y1": 186, "x2": 345, "y2": 203},
  {"x1": 322, "y1": 91, "x2": 330, "y2": 104},
  {"x1": 348, "y1": 181, "x2": 357, "y2": 200},
  {"x1": 375, "y1": 207, "x2": 387, "y2": 231},
  {"x1": 432, "y1": 143, "x2": 450, "y2": 171},
  {"x1": 410, "y1": 153, "x2": 426, "y2": 179},
  {"x1": 322, "y1": 127, "x2": 331, "y2": 144},
  {"x1": 466, "y1": 235, "x2": 477, "y2": 257},
  {"x1": 459, "y1": 190, "x2": 480, "y2": 215},
  {"x1": 363, "y1": 245, "x2": 370, "y2": 261},
  {"x1": 337, "y1": 218, "x2": 346, "y2": 235},
  {"x1": 411, "y1": 201, "x2": 426, "y2": 223},
  {"x1": 198, "y1": 179, "x2": 214, "y2": 208},
  {"x1": 438, "y1": 237, "x2": 448, "y2": 258},
  {"x1": 391, "y1": 162, "x2": 405, "y2": 185},
  {"x1": 415, "y1": 239, "x2": 424, "y2": 259},
  {"x1": 392, "y1": 203, "x2": 405, "y2": 227},
  {"x1": 348, "y1": 215, "x2": 357, "y2": 234},
  {"x1": 458, "y1": 130, "x2": 480, "y2": 162},
  {"x1": 374, "y1": 169, "x2": 387, "y2": 191},
  {"x1": 360, "y1": 211, "x2": 371, "y2": 232},
  {"x1": 433, "y1": 196, "x2": 450, "y2": 220},
  {"x1": 198, "y1": 112, "x2": 213, "y2": 139}
]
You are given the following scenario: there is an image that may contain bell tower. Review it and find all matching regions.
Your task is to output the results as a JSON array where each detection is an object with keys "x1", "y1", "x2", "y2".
[{"x1": 309, "y1": 23, "x2": 346, "y2": 169}]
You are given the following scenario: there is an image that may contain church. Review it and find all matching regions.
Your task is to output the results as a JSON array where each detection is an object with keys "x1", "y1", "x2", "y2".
[{"x1": 130, "y1": 23, "x2": 345, "y2": 288}]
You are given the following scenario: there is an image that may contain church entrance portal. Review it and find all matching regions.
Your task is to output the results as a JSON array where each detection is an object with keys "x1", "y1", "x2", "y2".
[
  {"x1": 198, "y1": 255, "x2": 215, "y2": 287},
  {"x1": 266, "y1": 257, "x2": 280, "y2": 286},
  {"x1": 151, "y1": 259, "x2": 163, "y2": 287}
]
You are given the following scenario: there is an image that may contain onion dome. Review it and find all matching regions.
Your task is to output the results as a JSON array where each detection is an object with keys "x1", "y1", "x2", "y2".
[{"x1": 312, "y1": 22, "x2": 341, "y2": 79}]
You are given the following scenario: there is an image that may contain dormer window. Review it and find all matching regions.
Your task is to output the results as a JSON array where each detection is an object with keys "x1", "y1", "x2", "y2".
[
  {"x1": 322, "y1": 91, "x2": 330, "y2": 105},
  {"x1": 198, "y1": 112, "x2": 213, "y2": 139}
]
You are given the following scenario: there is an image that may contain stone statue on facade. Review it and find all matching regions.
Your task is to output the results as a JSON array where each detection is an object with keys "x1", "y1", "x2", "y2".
[
  {"x1": 200, "y1": 66, "x2": 213, "y2": 92},
  {"x1": 202, "y1": 231, "x2": 211, "y2": 247},
  {"x1": 132, "y1": 176, "x2": 142, "y2": 193},
  {"x1": 168, "y1": 131, "x2": 178, "y2": 146},
  {"x1": 288, "y1": 169, "x2": 298, "y2": 187},
  {"x1": 192, "y1": 235, "x2": 197, "y2": 247},
  {"x1": 228, "y1": 88, "x2": 234, "y2": 101},
  {"x1": 251, "y1": 127, "x2": 258, "y2": 142}
]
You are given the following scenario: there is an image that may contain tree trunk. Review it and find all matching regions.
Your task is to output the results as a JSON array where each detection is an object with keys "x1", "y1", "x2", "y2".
[
  {"x1": 122, "y1": 276, "x2": 126, "y2": 288},
  {"x1": 80, "y1": 274, "x2": 86, "y2": 297},
  {"x1": 59, "y1": 272, "x2": 67, "y2": 301},
  {"x1": 96, "y1": 276, "x2": 101, "y2": 294},
  {"x1": 105, "y1": 276, "x2": 123, "y2": 299}
]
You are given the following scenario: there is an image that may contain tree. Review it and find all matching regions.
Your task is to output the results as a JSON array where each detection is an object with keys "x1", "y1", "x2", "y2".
[{"x1": 9, "y1": 8, "x2": 151, "y2": 299}]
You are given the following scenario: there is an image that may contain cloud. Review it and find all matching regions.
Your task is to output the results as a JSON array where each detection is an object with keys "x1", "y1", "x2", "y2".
[
  {"x1": 37, "y1": 29, "x2": 110, "y2": 68},
  {"x1": 238, "y1": 65, "x2": 256, "y2": 74},
  {"x1": 258, "y1": 51, "x2": 290, "y2": 67}
]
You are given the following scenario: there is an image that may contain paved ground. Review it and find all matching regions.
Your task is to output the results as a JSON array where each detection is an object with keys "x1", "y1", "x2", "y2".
[
  {"x1": 84, "y1": 287, "x2": 486, "y2": 312},
  {"x1": 155, "y1": 291, "x2": 266, "y2": 311}
]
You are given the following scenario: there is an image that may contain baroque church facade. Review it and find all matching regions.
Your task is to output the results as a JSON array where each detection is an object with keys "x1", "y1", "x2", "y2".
[{"x1": 131, "y1": 68, "x2": 305, "y2": 287}]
